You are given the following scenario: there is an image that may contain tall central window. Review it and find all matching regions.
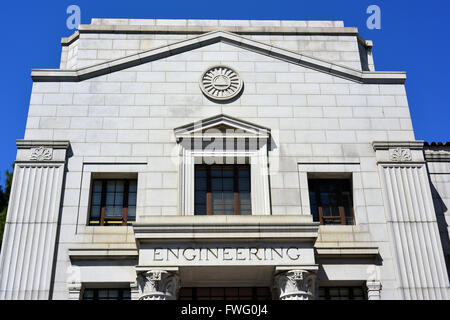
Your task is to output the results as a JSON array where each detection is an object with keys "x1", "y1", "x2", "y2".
[{"x1": 195, "y1": 164, "x2": 251, "y2": 215}]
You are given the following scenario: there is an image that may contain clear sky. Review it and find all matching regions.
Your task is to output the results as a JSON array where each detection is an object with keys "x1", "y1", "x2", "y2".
[{"x1": 1, "y1": 1, "x2": 449, "y2": 186}]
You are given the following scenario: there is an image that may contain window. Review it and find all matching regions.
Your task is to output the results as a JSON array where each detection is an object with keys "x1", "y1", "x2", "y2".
[
  {"x1": 89, "y1": 179, "x2": 137, "y2": 226},
  {"x1": 179, "y1": 287, "x2": 271, "y2": 300},
  {"x1": 195, "y1": 164, "x2": 251, "y2": 215},
  {"x1": 308, "y1": 179, "x2": 354, "y2": 225},
  {"x1": 318, "y1": 287, "x2": 366, "y2": 300},
  {"x1": 82, "y1": 288, "x2": 131, "y2": 300}
]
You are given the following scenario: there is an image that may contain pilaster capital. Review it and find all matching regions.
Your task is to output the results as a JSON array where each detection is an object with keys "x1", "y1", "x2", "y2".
[
  {"x1": 372, "y1": 141, "x2": 425, "y2": 164},
  {"x1": 15, "y1": 140, "x2": 70, "y2": 163},
  {"x1": 274, "y1": 269, "x2": 317, "y2": 300},
  {"x1": 136, "y1": 269, "x2": 180, "y2": 300},
  {"x1": 366, "y1": 280, "x2": 382, "y2": 300},
  {"x1": 67, "y1": 282, "x2": 82, "y2": 300}
]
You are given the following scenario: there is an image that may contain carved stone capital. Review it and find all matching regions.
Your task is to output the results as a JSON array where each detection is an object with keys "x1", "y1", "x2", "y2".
[
  {"x1": 130, "y1": 281, "x2": 140, "y2": 300},
  {"x1": 366, "y1": 280, "x2": 382, "y2": 300},
  {"x1": 136, "y1": 270, "x2": 180, "y2": 300},
  {"x1": 16, "y1": 140, "x2": 70, "y2": 163},
  {"x1": 68, "y1": 282, "x2": 82, "y2": 300},
  {"x1": 372, "y1": 141, "x2": 425, "y2": 163},
  {"x1": 274, "y1": 270, "x2": 317, "y2": 300}
]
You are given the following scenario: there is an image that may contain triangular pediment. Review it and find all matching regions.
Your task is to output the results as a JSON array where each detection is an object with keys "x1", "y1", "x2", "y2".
[
  {"x1": 32, "y1": 31, "x2": 405, "y2": 84},
  {"x1": 174, "y1": 114, "x2": 270, "y2": 140}
]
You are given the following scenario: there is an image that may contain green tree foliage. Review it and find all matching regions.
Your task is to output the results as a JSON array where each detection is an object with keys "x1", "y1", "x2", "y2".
[{"x1": 0, "y1": 164, "x2": 14, "y2": 251}]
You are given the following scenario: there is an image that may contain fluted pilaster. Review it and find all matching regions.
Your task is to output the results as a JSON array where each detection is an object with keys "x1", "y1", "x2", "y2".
[
  {"x1": 0, "y1": 140, "x2": 70, "y2": 300},
  {"x1": 374, "y1": 141, "x2": 449, "y2": 300}
]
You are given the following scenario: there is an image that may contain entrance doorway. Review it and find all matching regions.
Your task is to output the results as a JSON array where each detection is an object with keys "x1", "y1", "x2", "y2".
[{"x1": 179, "y1": 287, "x2": 272, "y2": 300}]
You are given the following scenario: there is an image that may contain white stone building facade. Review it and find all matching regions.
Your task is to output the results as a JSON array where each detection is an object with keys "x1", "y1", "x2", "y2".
[{"x1": 0, "y1": 18, "x2": 449, "y2": 300}]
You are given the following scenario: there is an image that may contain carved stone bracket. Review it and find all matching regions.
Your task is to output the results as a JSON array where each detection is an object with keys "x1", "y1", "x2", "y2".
[
  {"x1": 366, "y1": 280, "x2": 382, "y2": 300},
  {"x1": 274, "y1": 270, "x2": 317, "y2": 300},
  {"x1": 136, "y1": 270, "x2": 180, "y2": 300}
]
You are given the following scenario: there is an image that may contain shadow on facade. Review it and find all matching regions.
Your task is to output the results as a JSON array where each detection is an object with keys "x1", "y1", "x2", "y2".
[
  {"x1": 429, "y1": 182, "x2": 450, "y2": 279},
  {"x1": 49, "y1": 145, "x2": 73, "y2": 299}
]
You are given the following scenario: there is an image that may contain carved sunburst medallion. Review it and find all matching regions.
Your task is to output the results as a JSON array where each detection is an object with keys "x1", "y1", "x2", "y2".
[{"x1": 200, "y1": 65, "x2": 243, "y2": 101}]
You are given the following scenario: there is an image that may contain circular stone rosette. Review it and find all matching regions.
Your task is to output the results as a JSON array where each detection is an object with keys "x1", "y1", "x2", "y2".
[{"x1": 199, "y1": 65, "x2": 243, "y2": 101}]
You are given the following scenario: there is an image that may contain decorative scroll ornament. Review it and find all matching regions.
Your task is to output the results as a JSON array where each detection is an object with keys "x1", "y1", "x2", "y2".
[
  {"x1": 30, "y1": 147, "x2": 53, "y2": 161},
  {"x1": 274, "y1": 270, "x2": 317, "y2": 300},
  {"x1": 390, "y1": 148, "x2": 412, "y2": 162},
  {"x1": 199, "y1": 65, "x2": 243, "y2": 101},
  {"x1": 137, "y1": 270, "x2": 180, "y2": 300}
]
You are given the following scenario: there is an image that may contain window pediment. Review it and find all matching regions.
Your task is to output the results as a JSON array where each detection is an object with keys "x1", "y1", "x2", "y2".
[
  {"x1": 174, "y1": 114, "x2": 270, "y2": 141},
  {"x1": 174, "y1": 114, "x2": 272, "y2": 216}
]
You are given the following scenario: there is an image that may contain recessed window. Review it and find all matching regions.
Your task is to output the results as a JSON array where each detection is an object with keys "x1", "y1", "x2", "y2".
[
  {"x1": 82, "y1": 288, "x2": 131, "y2": 300},
  {"x1": 308, "y1": 178, "x2": 354, "y2": 225},
  {"x1": 195, "y1": 164, "x2": 251, "y2": 215},
  {"x1": 89, "y1": 179, "x2": 137, "y2": 226},
  {"x1": 318, "y1": 286, "x2": 366, "y2": 300}
]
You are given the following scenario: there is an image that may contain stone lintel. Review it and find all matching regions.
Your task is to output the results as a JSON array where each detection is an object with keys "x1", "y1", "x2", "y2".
[
  {"x1": 135, "y1": 266, "x2": 180, "y2": 273},
  {"x1": 274, "y1": 265, "x2": 319, "y2": 273},
  {"x1": 315, "y1": 246, "x2": 379, "y2": 257},
  {"x1": 133, "y1": 215, "x2": 319, "y2": 242}
]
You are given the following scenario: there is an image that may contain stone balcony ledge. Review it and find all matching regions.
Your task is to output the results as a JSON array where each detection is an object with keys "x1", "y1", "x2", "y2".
[{"x1": 133, "y1": 215, "x2": 319, "y2": 242}]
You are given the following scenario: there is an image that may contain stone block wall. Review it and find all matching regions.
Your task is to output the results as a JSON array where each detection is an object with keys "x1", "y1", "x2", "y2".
[
  {"x1": 60, "y1": 19, "x2": 368, "y2": 71},
  {"x1": 8, "y1": 19, "x2": 448, "y2": 300}
]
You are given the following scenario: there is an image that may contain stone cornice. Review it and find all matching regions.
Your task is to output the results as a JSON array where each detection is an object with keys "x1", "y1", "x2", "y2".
[
  {"x1": 16, "y1": 140, "x2": 70, "y2": 149},
  {"x1": 61, "y1": 25, "x2": 364, "y2": 46},
  {"x1": 315, "y1": 246, "x2": 379, "y2": 257},
  {"x1": 68, "y1": 248, "x2": 138, "y2": 260},
  {"x1": 61, "y1": 30, "x2": 80, "y2": 46},
  {"x1": 424, "y1": 150, "x2": 450, "y2": 162},
  {"x1": 34, "y1": 31, "x2": 405, "y2": 84},
  {"x1": 133, "y1": 215, "x2": 319, "y2": 242},
  {"x1": 174, "y1": 114, "x2": 271, "y2": 141},
  {"x1": 135, "y1": 266, "x2": 179, "y2": 273},
  {"x1": 372, "y1": 141, "x2": 424, "y2": 151}
]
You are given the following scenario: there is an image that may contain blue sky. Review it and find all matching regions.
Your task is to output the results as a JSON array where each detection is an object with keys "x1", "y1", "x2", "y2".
[{"x1": 1, "y1": 1, "x2": 449, "y2": 186}]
